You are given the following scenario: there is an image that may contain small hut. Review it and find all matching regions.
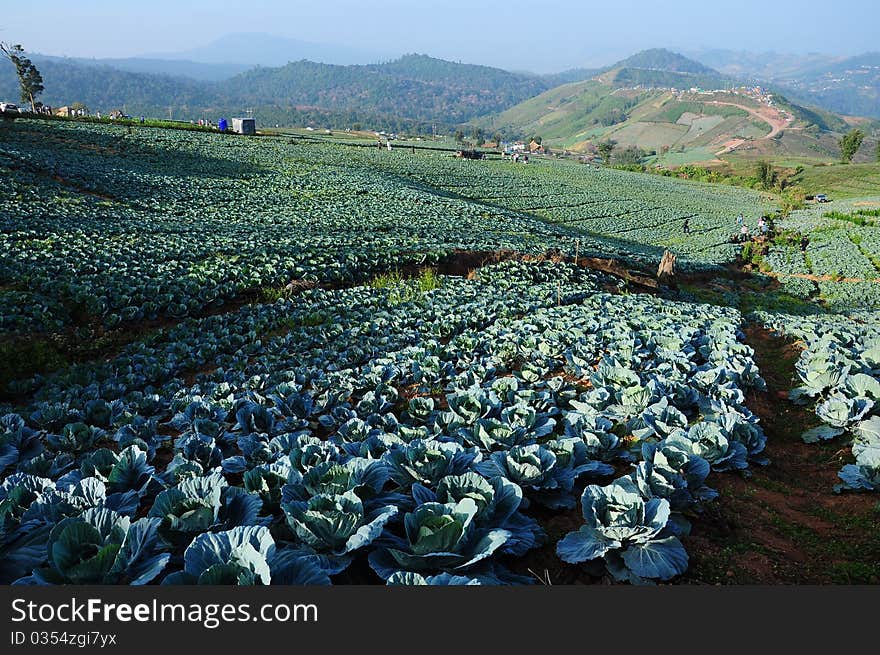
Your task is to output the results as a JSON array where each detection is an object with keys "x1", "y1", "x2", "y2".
[{"x1": 231, "y1": 118, "x2": 256, "y2": 135}]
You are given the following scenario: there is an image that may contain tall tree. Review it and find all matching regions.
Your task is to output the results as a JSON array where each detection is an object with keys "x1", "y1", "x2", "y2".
[
  {"x1": 0, "y1": 43, "x2": 44, "y2": 110},
  {"x1": 614, "y1": 145, "x2": 645, "y2": 167},
  {"x1": 596, "y1": 139, "x2": 616, "y2": 163},
  {"x1": 755, "y1": 160, "x2": 777, "y2": 189},
  {"x1": 839, "y1": 128, "x2": 865, "y2": 163}
]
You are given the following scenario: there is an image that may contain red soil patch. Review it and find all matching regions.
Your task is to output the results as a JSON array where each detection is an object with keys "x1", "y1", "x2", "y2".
[{"x1": 685, "y1": 325, "x2": 880, "y2": 584}]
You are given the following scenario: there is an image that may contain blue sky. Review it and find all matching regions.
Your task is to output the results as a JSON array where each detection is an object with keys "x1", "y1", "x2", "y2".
[{"x1": 3, "y1": 0, "x2": 877, "y2": 71}]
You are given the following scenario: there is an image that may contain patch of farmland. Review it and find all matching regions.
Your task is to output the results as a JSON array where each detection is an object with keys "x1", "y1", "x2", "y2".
[
  {"x1": 362, "y1": 151, "x2": 775, "y2": 266},
  {"x1": 0, "y1": 256, "x2": 773, "y2": 586},
  {"x1": 603, "y1": 121, "x2": 688, "y2": 151},
  {"x1": 678, "y1": 115, "x2": 726, "y2": 144}
]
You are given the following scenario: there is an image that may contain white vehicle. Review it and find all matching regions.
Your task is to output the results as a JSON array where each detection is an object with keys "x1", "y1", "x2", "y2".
[{"x1": 0, "y1": 102, "x2": 20, "y2": 114}]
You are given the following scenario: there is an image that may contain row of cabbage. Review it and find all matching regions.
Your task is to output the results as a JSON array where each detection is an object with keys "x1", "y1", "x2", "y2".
[
  {"x1": 757, "y1": 311, "x2": 880, "y2": 491},
  {"x1": 1, "y1": 120, "x2": 676, "y2": 333},
  {"x1": 1, "y1": 261, "x2": 768, "y2": 585},
  {"x1": 803, "y1": 229, "x2": 880, "y2": 310},
  {"x1": 765, "y1": 202, "x2": 880, "y2": 310},
  {"x1": 361, "y1": 151, "x2": 774, "y2": 267},
  {"x1": 762, "y1": 244, "x2": 817, "y2": 299}
]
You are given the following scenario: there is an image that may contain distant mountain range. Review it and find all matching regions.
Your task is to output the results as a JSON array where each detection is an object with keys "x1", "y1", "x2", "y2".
[
  {"x1": 144, "y1": 32, "x2": 394, "y2": 67},
  {"x1": 30, "y1": 54, "x2": 250, "y2": 82},
  {"x1": 686, "y1": 48, "x2": 880, "y2": 118},
  {"x1": 1, "y1": 42, "x2": 877, "y2": 139},
  {"x1": 0, "y1": 53, "x2": 550, "y2": 131}
]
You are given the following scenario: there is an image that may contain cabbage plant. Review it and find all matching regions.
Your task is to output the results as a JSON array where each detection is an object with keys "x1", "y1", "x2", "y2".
[
  {"x1": 18, "y1": 508, "x2": 169, "y2": 585},
  {"x1": 283, "y1": 491, "x2": 397, "y2": 563},
  {"x1": 557, "y1": 479, "x2": 688, "y2": 583},
  {"x1": 385, "y1": 439, "x2": 480, "y2": 489},
  {"x1": 368, "y1": 498, "x2": 513, "y2": 581},
  {"x1": 475, "y1": 444, "x2": 607, "y2": 509},
  {"x1": 411, "y1": 472, "x2": 544, "y2": 556},
  {"x1": 162, "y1": 526, "x2": 329, "y2": 585}
]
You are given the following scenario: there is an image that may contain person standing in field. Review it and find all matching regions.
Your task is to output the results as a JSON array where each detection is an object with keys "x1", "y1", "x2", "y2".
[{"x1": 683, "y1": 218, "x2": 690, "y2": 234}]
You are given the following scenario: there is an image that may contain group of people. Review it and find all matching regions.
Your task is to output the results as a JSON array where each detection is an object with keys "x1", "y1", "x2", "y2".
[{"x1": 732, "y1": 213, "x2": 772, "y2": 242}]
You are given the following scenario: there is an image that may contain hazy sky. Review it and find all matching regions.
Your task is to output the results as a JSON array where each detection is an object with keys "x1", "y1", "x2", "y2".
[{"x1": 3, "y1": 0, "x2": 877, "y2": 72}]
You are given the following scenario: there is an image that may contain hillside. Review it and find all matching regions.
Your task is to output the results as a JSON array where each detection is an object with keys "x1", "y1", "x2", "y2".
[
  {"x1": 597, "y1": 66, "x2": 730, "y2": 90},
  {"x1": 481, "y1": 71, "x2": 869, "y2": 165},
  {"x1": 548, "y1": 49, "x2": 729, "y2": 89},
  {"x1": 222, "y1": 55, "x2": 550, "y2": 123},
  {"x1": 0, "y1": 54, "x2": 550, "y2": 130}
]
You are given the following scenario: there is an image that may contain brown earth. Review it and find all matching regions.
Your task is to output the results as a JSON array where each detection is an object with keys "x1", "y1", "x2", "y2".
[{"x1": 685, "y1": 325, "x2": 880, "y2": 584}]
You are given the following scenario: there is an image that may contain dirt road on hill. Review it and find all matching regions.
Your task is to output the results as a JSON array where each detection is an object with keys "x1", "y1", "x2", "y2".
[{"x1": 709, "y1": 100, "x2": 794, "y2": 155}]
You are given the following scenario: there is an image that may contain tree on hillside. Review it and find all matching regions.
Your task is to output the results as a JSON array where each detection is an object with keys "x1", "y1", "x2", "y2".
[
  {"x1": 876, "y1": 140, "x2": 880, "y2": 163},
  {"x1": 614, "y1": 146, "x2": 645, "y2": 167},
  {"x1": 755, "y1": 160, "x2": 777, "y2": 190},
  {"x1": 471, "y1": 126, "x2": 484, "y2": 145},
  {"x1": 492, "y1": 131, "x2": 503, "y2": 146},
  {"x1": 596, "y1": 139, "x2": 617, "y2": 163},
  {"x1": 454, "y1": 130, "x2": 465, "y2": 143},
  {"x1": 0, "y1": 43, "x2": 44, "y2": 110},
  {"x1": 839, "y1": 128, "x2": 865, "y2": 163}
]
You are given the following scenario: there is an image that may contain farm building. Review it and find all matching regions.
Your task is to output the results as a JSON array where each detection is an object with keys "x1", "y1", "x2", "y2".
[{"x1": 232, "y1": 118, "x2": 256, "y2": 135}]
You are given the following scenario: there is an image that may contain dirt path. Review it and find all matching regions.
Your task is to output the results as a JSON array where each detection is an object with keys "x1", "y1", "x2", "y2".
[
  {"x1": 706, "y1": 100, "x2": 791, "y2": 138},
  {"x1": 685, "y1": 325, "x2": 880, "y2": 584},
  {"x1": 708, "y1": 99, "x2": 793, "y2": 156}
]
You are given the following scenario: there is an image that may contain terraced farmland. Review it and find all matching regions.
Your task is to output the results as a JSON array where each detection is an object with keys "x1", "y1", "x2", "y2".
[
  {"x1": 1, "y1": 118, "x2": 879, "y2": 587},
  {"x1": 364, "y1": 152, "x2": 776, "y2": 266}
]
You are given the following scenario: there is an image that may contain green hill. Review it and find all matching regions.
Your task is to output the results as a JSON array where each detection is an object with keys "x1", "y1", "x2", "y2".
[
  {"x1": 614, "y1": 48, "x2": 720, "y2": 75},
  {"x1": 221, "y1": 54, "x2": 550, "y2": 124},
  {"x1": 0, "y1": 54, "x2": 551, "y2": 131},
  {"x1": 480, "y1": 79, "x2": 651, "y2": 142},
  {"x1": 599, "y1": 66, "x2": 730, "y2": 90},
  {"x1": 480, "y1": 78, "x2": 864, "y2": 165},
  {"x1": 548, "y1": 49, "x2": 728, "y2": 89}
]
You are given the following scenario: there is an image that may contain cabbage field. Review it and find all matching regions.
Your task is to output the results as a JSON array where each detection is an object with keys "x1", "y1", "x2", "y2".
[{"x1": 1, "y1": 118, "x2": 879, "y2": 585}]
